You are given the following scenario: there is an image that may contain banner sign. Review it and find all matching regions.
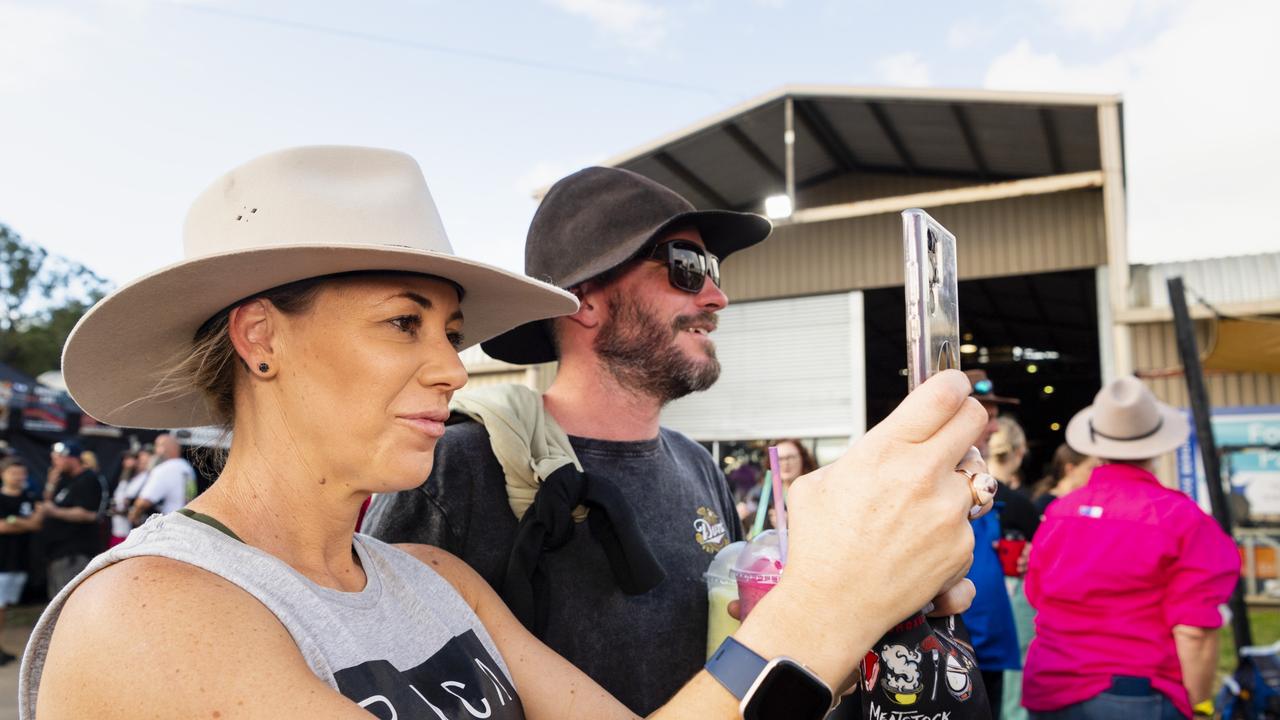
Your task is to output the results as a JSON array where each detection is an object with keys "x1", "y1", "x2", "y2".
[
  {"x1": 20, "y1": 385, "x2": 69, "y2": 433},
  {"x1": 1177, "y1": 406, "x2": 1280, "y2": 519}
]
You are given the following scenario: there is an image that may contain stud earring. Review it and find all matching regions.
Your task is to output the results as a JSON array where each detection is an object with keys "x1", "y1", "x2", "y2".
[{"x1": 257, "y1": 362, "x2": 270, "y2": 374}]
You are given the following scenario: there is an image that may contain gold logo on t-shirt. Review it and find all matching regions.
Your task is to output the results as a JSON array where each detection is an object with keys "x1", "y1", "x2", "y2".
[{"x1": 694, "y1": 507, "x2": 729, "y2": 553}]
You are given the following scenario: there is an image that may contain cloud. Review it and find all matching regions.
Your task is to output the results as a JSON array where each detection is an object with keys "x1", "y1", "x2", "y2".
[
  {"x1": 984, "y1": 40, "x2": 1131, "y2": 93},
  {"x1": 1038, "y1": 0, "x2": 1173, "y2": 40},
  {"x1": 946, "y1": 18, "x2": 989, "y2": 49},
  {"x1": 0, "y1": 3, "x2": 98, "y2": 92},
  {"x1": 985, "y1": 0, "x2": 1280, "y2": 262},
  {"x1": 875, "y1": 52, "x2": 931, "y2": 87},
  {"x1": 545, "y1": 0, "x2": 668, "y2": 50},
  {"x1": 514, "y1": 155, "x2": 606, "y2": 200}
]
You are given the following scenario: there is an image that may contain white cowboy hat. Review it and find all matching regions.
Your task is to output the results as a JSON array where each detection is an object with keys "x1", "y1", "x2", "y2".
[
  {"x1": 62, "y1": 146, "x2": 577, "y2": 429},
  {"x1": 1065, "y1": 376, "x2": 1189, "y2": 460}
]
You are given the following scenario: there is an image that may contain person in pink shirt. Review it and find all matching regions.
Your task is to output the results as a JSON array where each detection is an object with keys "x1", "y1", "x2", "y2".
[{"x1": 1023, "y1": 376, "x2": 1239, "y2": 719}]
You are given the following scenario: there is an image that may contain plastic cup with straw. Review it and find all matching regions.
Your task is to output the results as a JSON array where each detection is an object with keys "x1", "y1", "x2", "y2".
[{"x1": 733, "y1": 446, "x2": 789, "y2": 618}]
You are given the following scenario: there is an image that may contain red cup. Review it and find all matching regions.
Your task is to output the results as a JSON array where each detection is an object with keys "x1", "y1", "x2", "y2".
[
  {"x1": 732, "y1": 530, "x2": 785, "y2": 618},
  {"x1": 734, "y1": 573, "x2": 780, "y2": 618},
  {"x1": 997, "y1": 538, "x2": 1027, "y2": 576}
]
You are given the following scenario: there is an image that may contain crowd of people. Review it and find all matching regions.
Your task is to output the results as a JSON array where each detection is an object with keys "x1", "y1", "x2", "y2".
[
  {"x1": 5, "y1": 144, "x2": 1243, "y2": 720},
  {"x1": 0, "y1": 434, "x2": 196, "y2": 665}
]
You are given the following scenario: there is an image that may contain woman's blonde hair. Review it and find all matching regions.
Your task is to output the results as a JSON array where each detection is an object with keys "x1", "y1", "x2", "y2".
[{"x1": 989, "y1": 416, "x2": 1027, "y2": 463}]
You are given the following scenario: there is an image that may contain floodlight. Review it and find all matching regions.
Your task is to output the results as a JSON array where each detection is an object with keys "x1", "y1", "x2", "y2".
[{"x1": 764, "y1": 194, "x2": 793, "y2": 219}]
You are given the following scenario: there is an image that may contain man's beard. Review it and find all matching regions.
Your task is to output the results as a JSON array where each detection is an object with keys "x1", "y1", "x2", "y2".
[{"x1": 593, "y1": 289, "x2": 721, "y2": 404}]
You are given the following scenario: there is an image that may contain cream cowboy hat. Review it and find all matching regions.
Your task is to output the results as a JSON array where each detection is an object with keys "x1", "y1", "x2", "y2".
[
  {"x1": 1065, "y1": 376, "x2": 1190, "y2": 460},
  {"x1": 62, "y1": 146, "x2": 578, "y2": 429}
]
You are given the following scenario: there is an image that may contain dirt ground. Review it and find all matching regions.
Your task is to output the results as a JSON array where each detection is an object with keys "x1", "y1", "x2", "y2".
[{"x1": 0, "y1": 605, "x2": 37, "y2": 720}]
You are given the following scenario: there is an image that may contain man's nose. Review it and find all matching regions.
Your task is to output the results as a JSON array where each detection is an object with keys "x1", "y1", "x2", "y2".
[{"x1": 697, "y1": 277, "x2": 728, "y2": 311}]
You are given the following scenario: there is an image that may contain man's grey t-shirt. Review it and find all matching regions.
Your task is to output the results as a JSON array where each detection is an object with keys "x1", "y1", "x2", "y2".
[{"x1": 364, "y1": 421, "x2": 742, "y2": 714}]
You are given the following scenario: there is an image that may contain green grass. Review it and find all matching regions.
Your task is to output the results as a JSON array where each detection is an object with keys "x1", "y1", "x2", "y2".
[{"x1": 1218, "y1": 607, "x2": 1280, "y2": 686}]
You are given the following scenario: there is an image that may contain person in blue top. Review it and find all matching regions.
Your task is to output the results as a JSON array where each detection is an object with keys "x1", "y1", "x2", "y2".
[{"x1": 962, "y1": 371, "x2": 1023, "y2": 720}]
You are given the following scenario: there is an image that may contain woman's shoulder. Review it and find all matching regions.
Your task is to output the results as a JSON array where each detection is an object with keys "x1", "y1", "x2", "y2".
[
  {"x1": 56, "y1": 554, "x2": 281, "y2": 645},
  {"x1": 33, "y1": 555, "x2": 371, "y2": 720},
  {"x1": 388, "y1": 542, "x2": 483, "y2": 610}
]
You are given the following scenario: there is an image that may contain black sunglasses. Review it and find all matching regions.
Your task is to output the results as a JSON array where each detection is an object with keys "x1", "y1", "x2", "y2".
[{"x1": 644, "y1": 240, "x2": 721, "y2": 294}]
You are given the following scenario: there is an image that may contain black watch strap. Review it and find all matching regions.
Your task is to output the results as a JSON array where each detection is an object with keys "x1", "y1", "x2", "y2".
[{"x1": 705, "y1": 636, "x2": 768, "y2": 700}]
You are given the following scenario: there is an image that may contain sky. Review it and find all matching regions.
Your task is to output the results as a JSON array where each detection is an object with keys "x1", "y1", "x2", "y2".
[{"x1": 1, "y1": 0, "x2": 1277, "y2": 290}]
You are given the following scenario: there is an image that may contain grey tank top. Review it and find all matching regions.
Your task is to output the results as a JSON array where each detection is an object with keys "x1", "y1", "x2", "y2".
[{"x1": 20, "y1": 512, "x2": 526, "y2": 720}]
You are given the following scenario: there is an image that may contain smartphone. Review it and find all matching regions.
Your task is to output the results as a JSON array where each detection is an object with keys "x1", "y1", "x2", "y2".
[{"x1": 903, "y1": 208, "x2": 960, "y2": 392}]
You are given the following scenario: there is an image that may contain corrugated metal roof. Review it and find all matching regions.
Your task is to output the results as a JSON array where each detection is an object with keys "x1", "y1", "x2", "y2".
[
  {"x1": 562, "y1": 85, "x2": 1119, "y2": 214},
  {"x1": 719, "y1": 187, "x2": 1106, "y2": 302},
  {"x1": 1131, "y1": 252, "x2": 1280, "y2": 308}
]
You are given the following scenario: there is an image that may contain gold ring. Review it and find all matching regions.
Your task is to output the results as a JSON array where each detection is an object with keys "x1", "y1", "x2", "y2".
[{"x1": 958, "y1": 468, "x2": 997, "y2": 518}]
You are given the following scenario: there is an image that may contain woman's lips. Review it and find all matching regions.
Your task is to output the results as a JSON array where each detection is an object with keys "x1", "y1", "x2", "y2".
[{"x1": 398, "y1": 416, "x2": 446, "y2": 438}]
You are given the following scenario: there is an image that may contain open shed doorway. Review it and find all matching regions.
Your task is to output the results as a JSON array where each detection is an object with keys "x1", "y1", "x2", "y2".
[{"x1": 863, "y1": 268, "x2": 1104, "y2": 484}]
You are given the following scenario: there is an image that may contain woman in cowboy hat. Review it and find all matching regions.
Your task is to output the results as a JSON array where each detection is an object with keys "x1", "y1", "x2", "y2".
[
  {"x1": 22, "y1": 146, "x2": 993, "y2": 720},
  {"x1": 1022, "y1": 376, "x2": 1239, "y2": 720}
]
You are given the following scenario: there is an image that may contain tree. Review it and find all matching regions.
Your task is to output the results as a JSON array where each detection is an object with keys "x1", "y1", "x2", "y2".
[{"x1": 0, "y1": 223, "x2": 111, "y2": 377}]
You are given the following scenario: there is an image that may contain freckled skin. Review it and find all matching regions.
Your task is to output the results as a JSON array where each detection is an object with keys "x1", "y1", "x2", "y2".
[{"x1": 31, "y1": 277, "x2": 471, "y2": 720}]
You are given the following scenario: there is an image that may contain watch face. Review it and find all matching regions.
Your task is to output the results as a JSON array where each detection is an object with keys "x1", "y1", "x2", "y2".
[{"x1": 742, "y1": 659, "x2": 833, "y2": 720}]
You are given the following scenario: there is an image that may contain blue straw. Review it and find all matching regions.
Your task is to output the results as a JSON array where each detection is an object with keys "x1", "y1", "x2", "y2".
[{"x1": 750, "y1": 470, "x2": 772, "y2": 538}]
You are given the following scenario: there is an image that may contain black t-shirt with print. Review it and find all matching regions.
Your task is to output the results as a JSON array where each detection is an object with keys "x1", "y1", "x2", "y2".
[
  {"x1": 0, "y1": 489, "x2": 41, "y2": 573},
  {"x1": 364, "y1": 420, "x2": 742, "y2": 715},
  {"x1": 42, "y1": 469, "x2": 105, "y2": 560}
]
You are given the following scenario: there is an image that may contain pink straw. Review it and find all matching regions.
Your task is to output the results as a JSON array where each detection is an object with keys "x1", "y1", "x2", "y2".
[{"x1": 768, "y1": 445, "x2": 788, "y2": 564}]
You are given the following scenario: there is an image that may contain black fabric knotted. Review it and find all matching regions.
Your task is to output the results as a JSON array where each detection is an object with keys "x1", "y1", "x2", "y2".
[{"x1": 501, "y1": 463, "x2": 666, "y2": 635}]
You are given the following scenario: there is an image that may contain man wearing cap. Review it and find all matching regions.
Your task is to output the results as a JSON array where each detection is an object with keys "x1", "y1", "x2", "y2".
[
  {"x1": 1023, "y1": 376, "x2": 1238, "y2": 718},
  {"x1": 40, "y1": 441, "x2": 106, "y2": 596},
  {"x1": 365, "y1": 166, "x2": 768, "y2": 714}
]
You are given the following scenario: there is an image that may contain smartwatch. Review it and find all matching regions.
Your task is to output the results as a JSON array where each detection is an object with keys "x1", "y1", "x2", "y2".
[{"x1": 705, "y1": 636, "x2": 835, "y2": 720}]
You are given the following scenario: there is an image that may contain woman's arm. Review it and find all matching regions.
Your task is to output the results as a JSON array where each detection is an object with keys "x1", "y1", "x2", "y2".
[
  {"x1": 404, "y1": 369, "x2": 986, "y2": 720},
  {"x1": 34, "y1": 556, "x2": 376, "y2": 720},
  {"x1": 1173, "y1": 624, "x2": 1218, "y2": 706},
  {"x1": 400, "y1": 543, "x2": 640, "y2": 720},
  {"x1": 0, "y1": 513, "x2": 40, "y2": 533},
  {"x1": 406, "y1": 543, "x2": 846, "y2": 720}
]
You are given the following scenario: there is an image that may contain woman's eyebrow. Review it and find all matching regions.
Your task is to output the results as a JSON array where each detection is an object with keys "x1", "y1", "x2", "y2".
[
  {"x1": 393, "y1": 291, "x2": 432, "y2": 308},
  {"x1": 388, "y1": 291, "x2": 463, "y2": 323}
]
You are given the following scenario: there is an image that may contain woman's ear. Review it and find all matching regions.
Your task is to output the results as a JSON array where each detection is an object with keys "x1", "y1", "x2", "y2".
[{"x1": 228, "y1": 299, "x2": 278, "y2": 378}]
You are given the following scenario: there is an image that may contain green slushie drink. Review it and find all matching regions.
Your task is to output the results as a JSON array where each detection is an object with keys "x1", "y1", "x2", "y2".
[{"x1": 704, "y1": 541, "x2": 746, "y2": 658}]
